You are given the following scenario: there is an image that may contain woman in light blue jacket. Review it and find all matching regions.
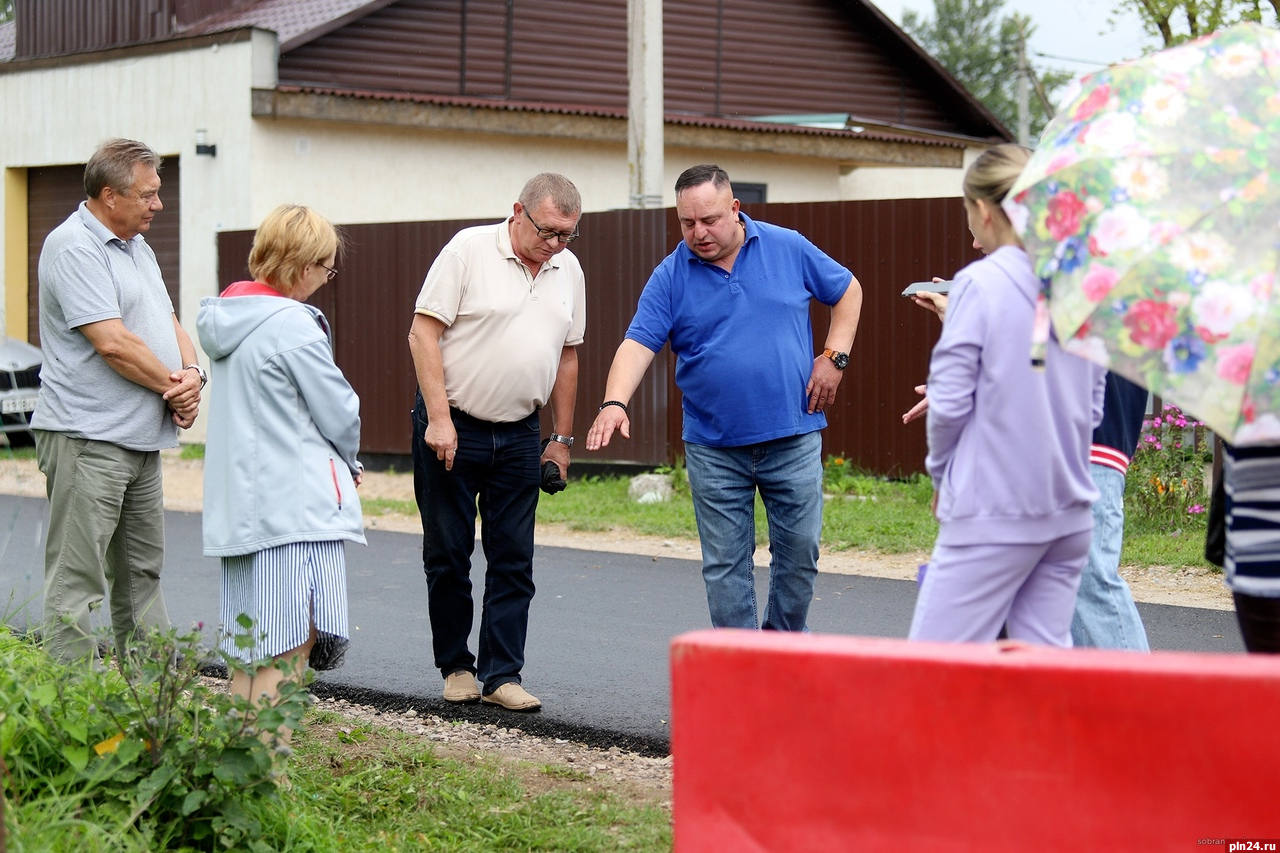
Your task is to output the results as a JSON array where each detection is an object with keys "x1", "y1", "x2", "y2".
[
  {"x1": 197, "y1": 204, "x2": 365, "y2": 715},
  {"x1": 910, "y1": 145, "x2": 1105, "y2": 647}
]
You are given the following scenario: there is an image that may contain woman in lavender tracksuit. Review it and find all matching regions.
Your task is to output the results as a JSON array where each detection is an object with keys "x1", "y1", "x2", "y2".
[{"x1": 909, "y1": 144, "x2": 1106, "y2": 647}]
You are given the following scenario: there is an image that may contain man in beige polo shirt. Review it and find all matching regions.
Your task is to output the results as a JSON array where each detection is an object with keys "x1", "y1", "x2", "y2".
[{"x1": 408, "y1": 173, "x2": 584, "y2": 712}]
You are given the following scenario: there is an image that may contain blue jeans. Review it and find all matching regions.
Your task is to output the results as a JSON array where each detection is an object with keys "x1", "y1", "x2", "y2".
[
  {"x1": 684, "y1": 431, "x2": 823, "y2": 631},
  {"x1": 411, "y1": 394, "x2": 540, "y2": 692},
  {"x1": 1070, "y1": 463, "x2": 1150, "y2": 650}
]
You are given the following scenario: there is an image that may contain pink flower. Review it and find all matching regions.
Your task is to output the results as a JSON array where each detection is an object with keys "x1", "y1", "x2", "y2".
[
  {"x1": 1080, "y1": 265, "x2": 1120, "y2": 301},
  {"x1": 1046, "y1": 190, "x2": 1088, "y2": 240},
  {"x1": 1188, "y1": 505, "x2": 1205, "y2": 515},
  {"x1": 1074, "y1": 84, "x2": 1112, "y2": 121},
  {"x1": 1216, "y1": 343, "x2": 1256, "y2": 385},
  {"x1": 1124, "y1": 299, "x2": 1180, "y2": 350}
]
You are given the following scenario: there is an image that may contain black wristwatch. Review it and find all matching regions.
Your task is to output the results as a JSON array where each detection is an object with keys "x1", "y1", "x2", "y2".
[
  {"x1": 185, "y1": 364, "x2": 208, "y2": 388},
  {"x1": 549, "y1": 433, "x2": 574, "y2": 448},
  {"x1": 820, "y1": 349, "x2": 850, "y2": 370}
]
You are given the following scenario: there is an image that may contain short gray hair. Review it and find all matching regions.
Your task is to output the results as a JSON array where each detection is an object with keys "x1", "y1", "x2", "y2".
[
  {"x1": 84, "y1": 138, "x2": 162, "y2": 199},
  {"x1": 519, "y1": 173, "x2": 581, "y2": 216}
]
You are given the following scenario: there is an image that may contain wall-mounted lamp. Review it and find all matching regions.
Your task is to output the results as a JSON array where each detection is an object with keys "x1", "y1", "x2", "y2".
[{"x1": 195, "y1": 129, "x2": 217, "y2": 157}]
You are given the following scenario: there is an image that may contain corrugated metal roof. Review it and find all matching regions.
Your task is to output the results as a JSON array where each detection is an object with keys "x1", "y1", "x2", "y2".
[
  {"x1": 178, "y1": 0, "x2": 397, "y2": 51},
  {"x1": 273, "y1": 83, "x2": 974, "y2": 148}
]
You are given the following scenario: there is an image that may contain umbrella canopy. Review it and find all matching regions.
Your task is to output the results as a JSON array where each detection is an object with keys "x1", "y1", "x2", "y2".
[{"x1": 1006, "y1": 23, "x2": 1280, "y2": 445}]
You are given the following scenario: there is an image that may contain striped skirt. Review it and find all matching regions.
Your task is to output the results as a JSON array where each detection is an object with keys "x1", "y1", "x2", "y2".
[
  {"x1": 1225, "y1": 444, "x2": 1280, "y2": 599},
  {"x1": 220, "y1": 539, "x2": 350, "y2": 669}
]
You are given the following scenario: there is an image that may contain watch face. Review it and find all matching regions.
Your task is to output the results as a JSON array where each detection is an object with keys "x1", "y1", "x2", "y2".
[{"x1": 833, "y1": 352, "x2": 849, "y2": 369}]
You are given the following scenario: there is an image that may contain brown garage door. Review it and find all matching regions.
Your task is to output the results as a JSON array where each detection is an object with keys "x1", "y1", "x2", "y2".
[{"x1": 26, "y1": 157, "x2": 182, "y2": 345}]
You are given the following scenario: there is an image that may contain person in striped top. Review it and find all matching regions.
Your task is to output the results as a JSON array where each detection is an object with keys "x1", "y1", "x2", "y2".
[{"x1": 1223, "y1": 444, "x2": 1280, "y2": 652}]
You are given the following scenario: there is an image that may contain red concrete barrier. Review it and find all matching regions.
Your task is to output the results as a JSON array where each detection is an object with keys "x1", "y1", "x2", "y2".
[{"x1": 670, "y1": 630, "x2": 1280, "y2": 852}]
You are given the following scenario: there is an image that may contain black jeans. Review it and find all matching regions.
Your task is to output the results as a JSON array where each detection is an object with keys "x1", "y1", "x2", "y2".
[{"x1": 411, "y1": 393, "x2": 541, "y2": 692}]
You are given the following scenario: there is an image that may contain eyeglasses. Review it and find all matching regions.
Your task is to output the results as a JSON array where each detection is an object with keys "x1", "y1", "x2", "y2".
[
  {"x1": 524, "y1": 209, "x2": 580, "y2": 244},
  {"x1": 319, "y1": 263, "x2": 338, "y2": 281}
]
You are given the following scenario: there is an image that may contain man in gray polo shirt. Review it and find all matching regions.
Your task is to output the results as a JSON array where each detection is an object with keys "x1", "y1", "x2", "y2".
[{"x1": 33, "y1": 138, "x2": 204, "y2": 664}]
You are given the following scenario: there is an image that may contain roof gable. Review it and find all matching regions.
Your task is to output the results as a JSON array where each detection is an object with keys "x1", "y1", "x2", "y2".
[{"x1": 277, "y1": 0, "x2": 1009, "y2": 139}]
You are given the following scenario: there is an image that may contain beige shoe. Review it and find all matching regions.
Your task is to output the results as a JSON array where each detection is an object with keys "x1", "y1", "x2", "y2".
[
  {"x1": 480, "y1": 682, "x2": 542, "y2": 712},
  {"x1": 443, "y1": 670, "x2": 481, "y2": 703}
]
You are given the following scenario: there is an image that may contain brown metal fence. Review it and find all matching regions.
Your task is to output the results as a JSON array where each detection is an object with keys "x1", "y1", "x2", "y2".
[{"x1": 216, "y1": 197, "x2": 980, "y2": 476}]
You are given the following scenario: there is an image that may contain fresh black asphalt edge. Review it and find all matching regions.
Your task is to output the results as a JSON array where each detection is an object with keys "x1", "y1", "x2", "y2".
[{"x1": 199, "y1": 663, "x2": 671, "y2": 758}]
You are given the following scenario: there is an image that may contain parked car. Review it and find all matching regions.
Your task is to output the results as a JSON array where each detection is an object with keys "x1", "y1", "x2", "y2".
[{"x1": 0, "y1": 337, "x2": 41, "y2": 448}]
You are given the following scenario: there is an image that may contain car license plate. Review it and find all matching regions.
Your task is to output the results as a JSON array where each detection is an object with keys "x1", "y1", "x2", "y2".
[{"x1": 1, "y1": 395, "x2": 37, "y2": 414}]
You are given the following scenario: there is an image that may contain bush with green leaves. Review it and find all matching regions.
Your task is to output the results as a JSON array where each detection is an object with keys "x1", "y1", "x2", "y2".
[{"x1": 0, "y1": 622, "x2": 310, "y2": 851}]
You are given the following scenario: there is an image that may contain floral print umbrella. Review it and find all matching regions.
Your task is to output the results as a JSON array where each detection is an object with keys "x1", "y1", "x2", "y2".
[{"x1": 1005, "y1": 23, "x2": 1280, "y2": 445}]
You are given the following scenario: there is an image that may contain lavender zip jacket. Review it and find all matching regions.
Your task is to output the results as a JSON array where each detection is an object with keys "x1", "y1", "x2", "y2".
[{"x1": 926, "y1": 245, "x2": 1106, "y2": 546}]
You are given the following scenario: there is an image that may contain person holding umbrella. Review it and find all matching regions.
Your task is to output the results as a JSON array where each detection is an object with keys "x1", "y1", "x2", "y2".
[
  {"x1": 1001, "y1": 23, "x2": 1280, "y2": 653},
  {"x1": 909, "y1": 144, "x2": 1106, "y2": 647}
]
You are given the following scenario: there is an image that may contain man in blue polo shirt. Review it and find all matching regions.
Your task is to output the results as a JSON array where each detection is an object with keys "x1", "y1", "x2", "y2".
[{"x1": 585, "y1": 164, "x2": 862, "y2": 630}]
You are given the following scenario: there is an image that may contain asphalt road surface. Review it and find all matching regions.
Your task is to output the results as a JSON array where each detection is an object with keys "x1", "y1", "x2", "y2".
[{"x1": 0, "y1": 494, "x2": 1245, "y2": 755}]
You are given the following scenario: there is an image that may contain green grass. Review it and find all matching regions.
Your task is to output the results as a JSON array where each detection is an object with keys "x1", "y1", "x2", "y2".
[
  {"x1": 362, "y1": 496, "x2": 419, "y2": 517},
  {"x1": 269, "y1": 711, "x2": 672, "y2": 851},
  {"x1": 0, "y1": 627, "x2": 671, "y2": 852},
  {"x1": 178, "y1": 442, "x2": 205, "y2": 460},
  {"x1": 537, "y1": 474, "x2": 702, "y2": 541},
  {"x1": 1121, "y1": 524, "x2": 1214, "y2": 568},
  {"x1": 538, "y1": 471, "x2": 1215, "y2": 571},
  {"x1": 0, "y1": 444, "x2": 36, "y2": 460}
]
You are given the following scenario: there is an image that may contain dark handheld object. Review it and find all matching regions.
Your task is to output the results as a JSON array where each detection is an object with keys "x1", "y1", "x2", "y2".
[
  {"x1": 539, "y1": 438, "x2": 567, "y2": 494},
  {"x1": 902, "y1": 280, "x2": 953, "y2": 297}
]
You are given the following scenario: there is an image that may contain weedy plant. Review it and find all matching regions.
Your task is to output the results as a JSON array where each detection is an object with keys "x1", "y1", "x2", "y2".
[
  {"x1": 0, "y1": 621, "x2": 310, "y2": 851},
  {"x1": 1126, "y1": 403, "x2": 1213, "y2": 533}
]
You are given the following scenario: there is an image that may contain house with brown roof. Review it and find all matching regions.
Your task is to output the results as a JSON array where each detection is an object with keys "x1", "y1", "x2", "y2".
[{"x1": 0, "y1": 0, "x2": 1009, "y2": 395}]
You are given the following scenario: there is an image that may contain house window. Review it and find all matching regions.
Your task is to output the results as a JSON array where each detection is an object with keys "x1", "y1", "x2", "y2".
[{"x1": 735, "y1": 183, "x2": 767, "y2": 204}]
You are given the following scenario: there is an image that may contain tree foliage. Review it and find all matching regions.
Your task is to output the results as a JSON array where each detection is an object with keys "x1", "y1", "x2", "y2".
[
  {"x1": 902, "y1": 0, "x2": 1071, "y2": 141},
  {"x1": 1, "y1": 0, "x2": 13, "y2": 24},
  {"x1": 1113, "y1": 0, "x2": 1279, "y2": 46}
]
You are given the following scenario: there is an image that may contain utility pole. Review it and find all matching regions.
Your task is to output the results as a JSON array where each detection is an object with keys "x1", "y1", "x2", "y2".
[
  {"x1": 628, "y1": 0, "x2": 664, "y2": 209},
  {"x1": 1016, "y1": 19, "x2": 1030, "y2": 146}
]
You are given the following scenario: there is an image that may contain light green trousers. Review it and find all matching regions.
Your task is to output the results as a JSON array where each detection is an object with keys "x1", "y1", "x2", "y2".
[{"x1": 35, "y1": 430, "x2": 170, "y2": 663}]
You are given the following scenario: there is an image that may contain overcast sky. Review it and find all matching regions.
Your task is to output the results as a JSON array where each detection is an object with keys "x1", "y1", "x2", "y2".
[{"x1": 870, "y1": 0, "x2": 1157, "y2": 75}]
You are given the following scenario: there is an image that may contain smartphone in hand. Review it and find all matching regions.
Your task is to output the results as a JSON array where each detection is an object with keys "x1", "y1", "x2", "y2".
[{"x1": 902, "y1": 280, "x2": 952, "y2": 297}]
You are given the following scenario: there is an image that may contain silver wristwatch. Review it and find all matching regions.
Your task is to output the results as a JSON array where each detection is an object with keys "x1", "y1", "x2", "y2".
[
  {"x1": 548, "y1": 433, "x2": 574, "y2": 448},
  {"x1": 185, "y1": 364, "x2": 208, "y2": 389}
]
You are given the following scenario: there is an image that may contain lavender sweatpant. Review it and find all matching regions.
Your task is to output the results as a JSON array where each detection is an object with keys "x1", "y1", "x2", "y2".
[{"x1": 909, "y1": 530, "x2": 1092, "y2": 647}]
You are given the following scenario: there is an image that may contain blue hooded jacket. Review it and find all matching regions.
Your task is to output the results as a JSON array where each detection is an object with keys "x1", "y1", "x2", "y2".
[{"x1": 197, "y1": 283, "x2": 366, "y2": 557}]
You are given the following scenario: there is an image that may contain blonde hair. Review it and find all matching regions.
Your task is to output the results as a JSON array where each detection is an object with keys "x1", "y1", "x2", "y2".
[
  {"x1": 963, "y1": 143, "x2": 1032, "y2": 208},
  {"x1": 247, "y1": 204, "x2": 344, "y2": 295}
]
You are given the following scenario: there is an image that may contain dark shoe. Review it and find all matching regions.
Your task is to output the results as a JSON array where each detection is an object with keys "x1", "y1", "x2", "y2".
[
  {"x1": 443, "y1": 670, "x2": 481, "y2": 703},
  {"x1": 480, "y1": 682, "x2": 542, "y2": 711}
]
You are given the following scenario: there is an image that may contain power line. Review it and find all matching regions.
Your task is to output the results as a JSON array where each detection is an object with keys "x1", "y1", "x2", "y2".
[{"x1": 1033, "y1": 50, "x2": 1120, "y2": 67}]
